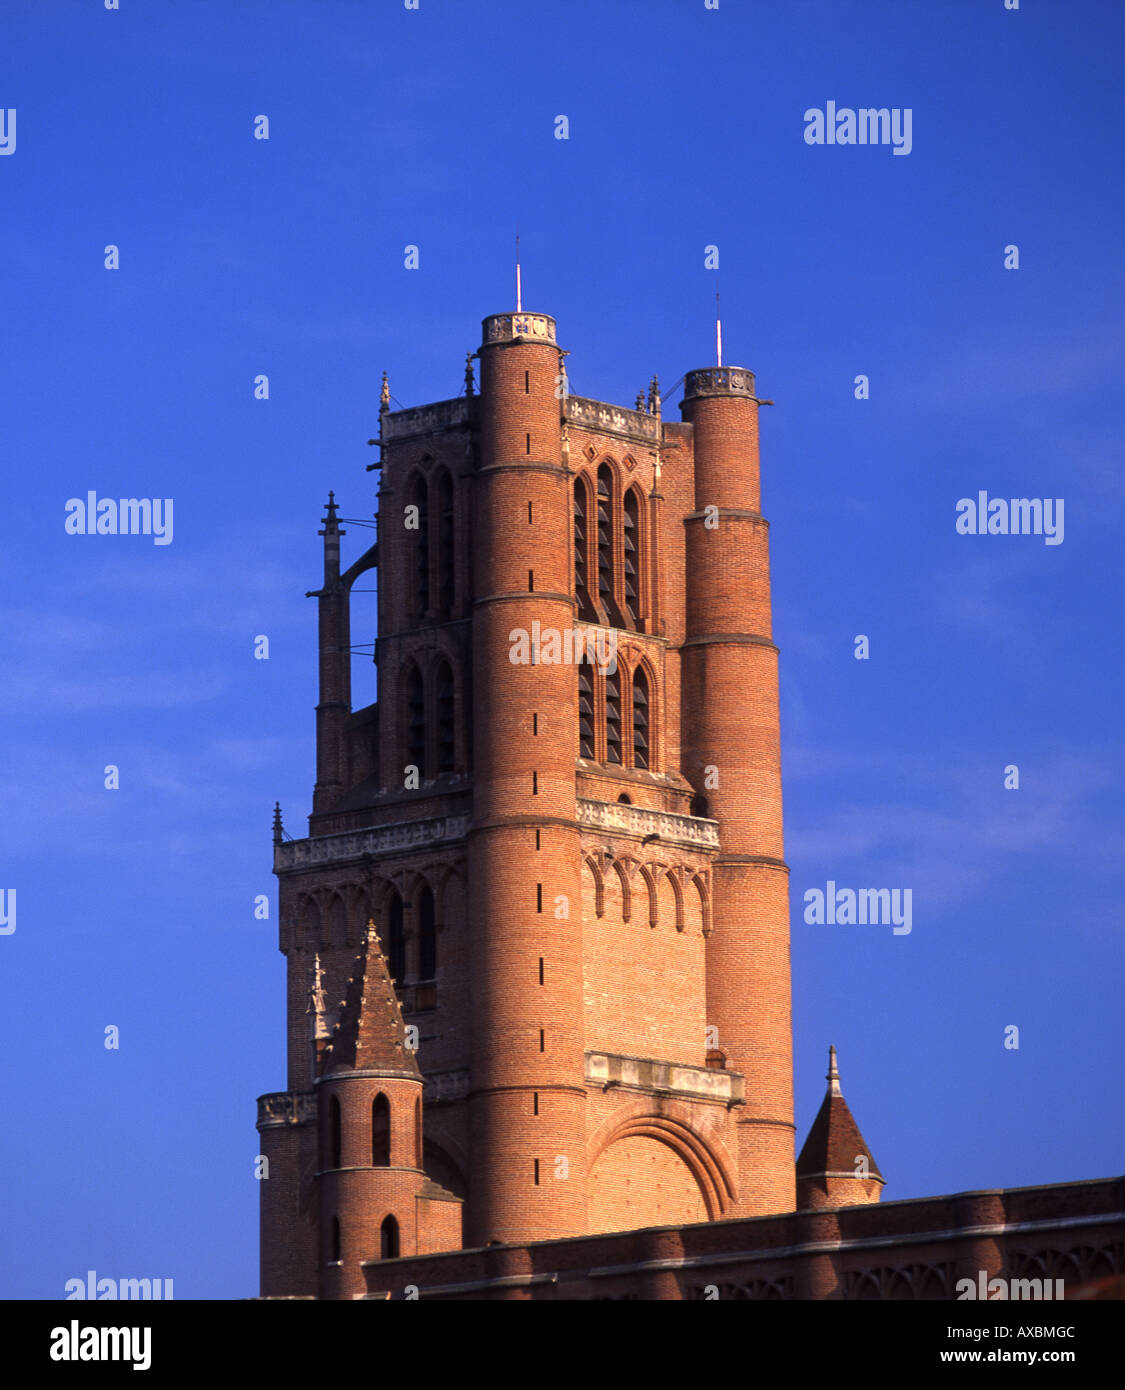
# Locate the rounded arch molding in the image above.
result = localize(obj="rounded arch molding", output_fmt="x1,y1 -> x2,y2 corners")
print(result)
588,1111 -> 736,1222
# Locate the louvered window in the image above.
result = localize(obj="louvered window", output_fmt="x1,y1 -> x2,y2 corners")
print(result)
578,660 -> 595,760
632,666 -> 650,770
596,465 -> 614,609
623,488 -> 640,624
605,666 -> 622,765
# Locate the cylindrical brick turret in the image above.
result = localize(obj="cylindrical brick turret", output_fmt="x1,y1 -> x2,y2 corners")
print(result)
317,1072 -> 424,1300
680,365 -> 795,1216
467,311 -> 587,1244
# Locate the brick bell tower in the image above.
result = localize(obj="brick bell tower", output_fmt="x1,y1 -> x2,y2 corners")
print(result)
256,305 -> 796,1299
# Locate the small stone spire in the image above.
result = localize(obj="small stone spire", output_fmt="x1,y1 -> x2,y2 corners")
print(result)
464,353 -> 475,397
648,375 -> 661,418
380,371 -> 390,413
272,801 -> 284,845
635,391 -> 646,412
827,1044 -> 841,1096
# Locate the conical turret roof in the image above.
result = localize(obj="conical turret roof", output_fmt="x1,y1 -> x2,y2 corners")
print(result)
796,1046 -> 883,1181
319,921 -> 421,1078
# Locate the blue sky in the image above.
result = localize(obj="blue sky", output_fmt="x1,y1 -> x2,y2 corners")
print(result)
1,1 -> 1121,1299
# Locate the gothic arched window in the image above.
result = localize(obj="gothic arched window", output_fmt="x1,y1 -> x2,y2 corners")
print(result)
435,662 -> 455,775
578,658 -> 595,760
417,884 -> 436,981
414,1096 -> 422,1167
623,487 -> 642,625
574,476 -> 596,622
632,665 -> 650,770
386,891 -> 406,984
371,1093 -> 391,1167
435,470 -> 454,618
405,665 -> 425,777
328,1095 -> 342,1169
408,474 -> 429,621
605,665 -> 622,765
380,1215 -> 400,1260
596,464 -> 615,616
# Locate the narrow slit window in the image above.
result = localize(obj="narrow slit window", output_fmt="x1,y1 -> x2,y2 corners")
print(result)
406,666 -> 425,776
436,662 -> 454,775
632,666 -> 650,771
371,1093 -> 391,1166
577,658 -> 595,760
436,472 -> 454,618
410,475 -> 430,621
574,478 -> 595,623
623,487 -> 640,625
605,666 -> 622,765
417,884 -> 436,981
596,464 -> 614,613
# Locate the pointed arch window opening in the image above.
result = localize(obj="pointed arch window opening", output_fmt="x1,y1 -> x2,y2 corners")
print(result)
596,466 -> 614,616
371,1093 -> 391,1167
386,892 -> 406,985
632,665 -> 650,771
623,487 -> 642,627
574,478 -> 596,624
328,1095 -> 342,1170
410,477 -> 430,621
605,666 -> 622,766
435,472 -> 454,619
436,664 -> 455,776
577,658 -> 595,761
380,1214 -> 400,1260
406,667 -> 425,777
417,884 -> 437,982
